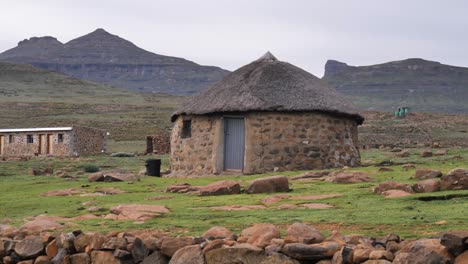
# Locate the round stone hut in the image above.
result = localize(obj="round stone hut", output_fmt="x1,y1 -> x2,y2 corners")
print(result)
170,52 -> 364,176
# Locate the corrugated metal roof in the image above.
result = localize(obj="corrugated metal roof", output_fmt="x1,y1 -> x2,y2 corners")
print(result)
0,127 -> 73,133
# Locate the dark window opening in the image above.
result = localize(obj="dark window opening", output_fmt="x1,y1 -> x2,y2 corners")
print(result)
181,120 -> 192,138
58,134 -> 64,143
8,135 -> 13,144
27,135 -> 33,144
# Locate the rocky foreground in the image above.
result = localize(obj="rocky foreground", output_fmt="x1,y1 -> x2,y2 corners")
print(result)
1,222 -> 467,264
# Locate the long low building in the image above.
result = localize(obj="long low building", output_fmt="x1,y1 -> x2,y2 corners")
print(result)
0,126 -> 108,157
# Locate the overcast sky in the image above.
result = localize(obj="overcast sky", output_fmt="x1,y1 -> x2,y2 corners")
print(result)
1,0 -> 467,76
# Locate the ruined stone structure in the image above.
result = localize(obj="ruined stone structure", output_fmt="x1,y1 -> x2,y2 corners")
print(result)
0,126 -> 107,157
145,133 -> 170,154
170,52 -> 364,176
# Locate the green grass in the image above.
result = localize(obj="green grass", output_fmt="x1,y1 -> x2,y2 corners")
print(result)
0,148 -> 466,239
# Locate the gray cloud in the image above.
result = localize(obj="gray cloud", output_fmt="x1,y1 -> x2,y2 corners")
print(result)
1,0 -> 467,76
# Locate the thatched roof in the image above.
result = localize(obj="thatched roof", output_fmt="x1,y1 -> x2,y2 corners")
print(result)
172,52 -> 364,124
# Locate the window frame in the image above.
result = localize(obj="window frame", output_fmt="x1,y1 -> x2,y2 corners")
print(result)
27,134 -> 34,144
58,133 -> 64,143
181,120 -> 192,139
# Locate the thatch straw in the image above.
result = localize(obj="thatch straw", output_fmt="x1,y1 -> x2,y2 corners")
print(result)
172,52 -> 364,124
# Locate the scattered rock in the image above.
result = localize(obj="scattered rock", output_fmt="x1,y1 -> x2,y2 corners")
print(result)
245,176 -> 289,194
142,251 -> 169,264
203,226 -> 234,239
43,188 -> 82,197
94,187 -> 127,195
455,251 -> 468,264
90,250 -> 120,264
291,171 -> 330,180
108,204 -> 170,221
198,180 -> 241,196
440,233 -> 466,257
210,205 -> 266,211
378,167 -> 394,172
373,181 -> 414,194
286,223 -> 325,244
382,190 -> 413,198
300,203 -> 335,209
412,179 -> 440,193
88,169 -> 139,182
68,252 -> 91,264
415,169 -> 442,180
238,224 -> 280,248
434,149 -> 447,156
420,149 -> 433,158
145,195 -> 173,201
395,150 -> 410,158
132,238 -> 148,263
440,168 -> 468,190
166,183 -> 199,194
402,164 -> 416,170
277,204 -> 299,210
324,172 -> 374,184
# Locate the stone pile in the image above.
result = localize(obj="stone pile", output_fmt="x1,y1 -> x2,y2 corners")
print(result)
374,168 -> 468,197
1,223 -> 467,264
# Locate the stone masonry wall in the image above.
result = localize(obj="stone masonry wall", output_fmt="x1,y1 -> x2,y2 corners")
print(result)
73,126 -> 108,155
170,115 -> 219,176
244,112 -> 360,173
0,131 -> 73,157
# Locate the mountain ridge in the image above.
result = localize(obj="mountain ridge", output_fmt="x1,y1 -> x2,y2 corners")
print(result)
0,28 -> 229,95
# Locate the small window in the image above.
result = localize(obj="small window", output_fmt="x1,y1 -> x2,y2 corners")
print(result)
58,134 -> 64,143
8,135 -> 13,144
27,135 -> 33,144
181,120 -> 192,138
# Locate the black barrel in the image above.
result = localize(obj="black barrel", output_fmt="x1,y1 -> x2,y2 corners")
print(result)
145,159 -> 161,177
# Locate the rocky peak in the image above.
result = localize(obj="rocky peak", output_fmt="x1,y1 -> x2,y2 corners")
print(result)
64,28 -> 137,49
17,36 -> 63,47
324,60 -> 349,77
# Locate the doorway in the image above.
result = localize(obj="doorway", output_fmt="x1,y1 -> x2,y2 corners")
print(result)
0,135 -> 4,155
47,134 -> 54,154
39,134 -> 46,155
223,117 -> 245,170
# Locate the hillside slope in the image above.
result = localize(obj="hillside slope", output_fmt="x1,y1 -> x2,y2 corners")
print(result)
0,62 -> 182,141
323,58 -> 468,113
0,29 -> 229,95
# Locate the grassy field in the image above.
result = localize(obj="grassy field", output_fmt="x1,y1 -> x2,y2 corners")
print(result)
0,148 -> 466,239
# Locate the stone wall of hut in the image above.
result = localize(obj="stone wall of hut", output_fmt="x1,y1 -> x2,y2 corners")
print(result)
73,126 -> 108,155
0,131 -> 73,157
244,112 -> 360,174
170,112 -> 360,176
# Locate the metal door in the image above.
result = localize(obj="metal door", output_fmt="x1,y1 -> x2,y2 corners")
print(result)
224,117 -> 245,170
0,135 -> 4,155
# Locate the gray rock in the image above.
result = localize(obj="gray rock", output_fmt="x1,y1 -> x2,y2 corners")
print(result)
280,242 -> 342,261
245,176 -> 289,194
14,236 -> 44,259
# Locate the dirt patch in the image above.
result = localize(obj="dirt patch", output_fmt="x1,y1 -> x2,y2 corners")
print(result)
145,195 -> 173,201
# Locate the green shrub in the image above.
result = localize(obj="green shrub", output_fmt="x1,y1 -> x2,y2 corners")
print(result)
82,164 -> 100,173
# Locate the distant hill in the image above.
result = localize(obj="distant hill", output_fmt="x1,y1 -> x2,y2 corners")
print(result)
0,28 -> 229,95
0,61 -> 182,141
322,58 -> 468,113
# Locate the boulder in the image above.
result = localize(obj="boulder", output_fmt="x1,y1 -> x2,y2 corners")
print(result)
169,245 -> 204,264
203,226 -> 234,239
68,252 -> 90,264
373,181 -> 414,194
160,237 -> 194,257
34,256 -> 51,264
19,219 -> 63,234
440,233 -> 466,257
109,204 -> 170,221
245,176 -> 289,194
392,239 -> 453,264
90,251 -> 120,264
402,164 -> 416,170
435,149 -> 447,156
45,239 -> 58,258
412,179 -> 440,193
415,169 -> 442,180
14,236 -> 44,259
324,172 -> 374,184
202,239 -> 225,253
455,251 -> 468,264
281,242 -> 342,261
440,168 -> 468,190
361,260 -> 392,264
286,223 -> 325,244
74,233 -> 93,253
238,224 -> 280,248
131,238 -> 148,263
198,180 -> 240,196
165,183 -> 199,193
205,247 -> 299,264
420,150 -> 433,157
88,169 -> 139,182
369,249 -> 394,261
142,251 -> 169,264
